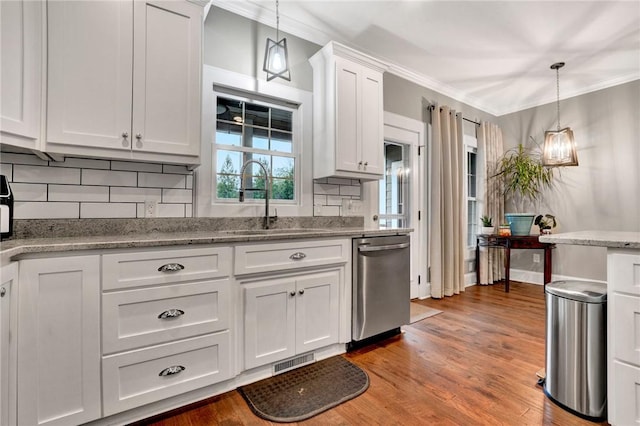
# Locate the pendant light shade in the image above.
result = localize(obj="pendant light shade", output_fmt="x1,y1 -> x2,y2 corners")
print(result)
542,62 -> 578,167
263,0 -> 291,81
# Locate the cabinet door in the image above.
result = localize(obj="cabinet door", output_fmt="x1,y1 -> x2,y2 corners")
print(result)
335,57 -> 361,173
0,0 -> 42,149
295,270 -> 340,354
132,0 -> 201,157
0,263 -> 17,426
47,0 -> 133,151
244,278 -> 296,370
359,66 -> 384,175
17,256 -> 101,426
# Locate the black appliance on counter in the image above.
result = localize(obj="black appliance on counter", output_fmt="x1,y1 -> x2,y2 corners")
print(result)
0,175 -> 14,240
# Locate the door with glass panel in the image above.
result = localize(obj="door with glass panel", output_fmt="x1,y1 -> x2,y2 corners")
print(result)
378,143 -> 410,229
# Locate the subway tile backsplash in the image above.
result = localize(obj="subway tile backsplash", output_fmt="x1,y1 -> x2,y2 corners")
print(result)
0,152 -> 362,219
1,152 -> 193,219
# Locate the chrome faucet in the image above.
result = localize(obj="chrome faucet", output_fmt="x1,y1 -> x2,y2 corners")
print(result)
239,160 -> 276,229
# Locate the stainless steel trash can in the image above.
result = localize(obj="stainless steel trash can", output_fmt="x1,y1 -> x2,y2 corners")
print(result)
544,280 -> 607,421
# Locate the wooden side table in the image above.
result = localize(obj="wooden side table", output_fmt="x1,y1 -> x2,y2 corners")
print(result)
475,235 -> 556,292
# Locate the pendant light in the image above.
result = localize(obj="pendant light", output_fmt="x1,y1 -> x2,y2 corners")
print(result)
263,0 -> 291,81
542,62 -> 578,167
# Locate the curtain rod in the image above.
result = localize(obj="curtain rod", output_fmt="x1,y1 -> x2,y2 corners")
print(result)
428,104 -> 481,126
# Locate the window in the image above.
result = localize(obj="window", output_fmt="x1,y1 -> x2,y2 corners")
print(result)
378,142 -> 410,228
215,96 -> 296,202
466,147 -> 478,247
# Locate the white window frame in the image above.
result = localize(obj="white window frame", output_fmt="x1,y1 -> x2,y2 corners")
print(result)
196,66 -> 313,217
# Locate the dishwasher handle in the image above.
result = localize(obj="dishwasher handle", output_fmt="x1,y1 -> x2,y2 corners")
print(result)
358,242 -> 409,252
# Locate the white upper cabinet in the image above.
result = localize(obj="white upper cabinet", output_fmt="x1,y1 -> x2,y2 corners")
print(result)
45,0 -> 202,165
0,0 -> 43,151
310,41 -> 385,180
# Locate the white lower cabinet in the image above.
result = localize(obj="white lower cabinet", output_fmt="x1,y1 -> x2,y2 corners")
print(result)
608,249 -> 640,425
100,245 -> 233,417
17,255 -> 101,426
0,263 -> 18,426
243,269 -> 341,370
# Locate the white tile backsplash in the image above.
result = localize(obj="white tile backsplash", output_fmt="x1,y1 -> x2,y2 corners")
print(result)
10,183 -> 48,201
162,188 -> 192,203
110,187 -> 162,203
138,172 -> 186,189
14,164 -> 81,185
312,178 -> 361,217
111,160 -> 163,173
81,202 -> 137,218
49,185 -> 109,202
15,201 -> 80,219
162,164 -> 191,174
82,169 -> 137,187
1,153 -> 193,219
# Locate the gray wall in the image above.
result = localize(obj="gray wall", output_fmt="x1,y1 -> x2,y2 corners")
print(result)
498,80 -> 640,281
204,7 -> 319,92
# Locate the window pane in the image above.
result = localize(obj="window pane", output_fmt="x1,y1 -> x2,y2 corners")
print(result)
216,122 -> 242,146
245,103 -> 269,128
217,97 -> 243,123
272,178 -> 294,200
271,108 -> 292,132
216,150 -> 242,173
216,174 -> 239,199
272,156 -> 294,178
241,154 -> 270,175
244,127 -> 269,150
468,174 -> 477,198
271,131 -> 293,153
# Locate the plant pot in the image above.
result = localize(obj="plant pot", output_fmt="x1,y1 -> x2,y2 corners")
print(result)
505,213 -> 535,236
480,226 -> 494,235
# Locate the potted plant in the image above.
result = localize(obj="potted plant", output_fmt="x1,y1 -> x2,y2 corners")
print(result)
480,215 -> 494,234
535,214 -> 556,234
493,141 -> 554,235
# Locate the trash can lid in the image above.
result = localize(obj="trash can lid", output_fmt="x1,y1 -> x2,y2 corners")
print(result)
545,280 -> 607,303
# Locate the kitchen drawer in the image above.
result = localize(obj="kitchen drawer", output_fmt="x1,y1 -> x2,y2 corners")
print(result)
611,292 -> 640,366
102,332 -> 231,416
234,239 -> 349,275
608,251 -> 640,295
102,279 -> 230,354
103,246 -> 232,290
609,360 -> 640,426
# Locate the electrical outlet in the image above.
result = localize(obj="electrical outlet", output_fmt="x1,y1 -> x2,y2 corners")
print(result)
144,200 -> 157,218
533,253 -> 541,263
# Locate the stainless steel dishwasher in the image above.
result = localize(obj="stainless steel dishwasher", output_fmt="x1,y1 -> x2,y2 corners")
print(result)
351,234 -> 410,346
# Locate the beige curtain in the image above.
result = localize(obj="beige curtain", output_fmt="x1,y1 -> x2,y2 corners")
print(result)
478,121 -> 505,284
429,105 -> 465,298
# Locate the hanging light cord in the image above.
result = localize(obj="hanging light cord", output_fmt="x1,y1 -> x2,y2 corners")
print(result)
275,0 -> 280,42
555,66 -> 561,131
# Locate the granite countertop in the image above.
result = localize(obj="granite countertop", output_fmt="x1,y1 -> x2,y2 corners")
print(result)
539,230 -> 640,249
0,218 -> 412,264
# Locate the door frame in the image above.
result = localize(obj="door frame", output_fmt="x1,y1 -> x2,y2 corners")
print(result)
362,111 -> 428,299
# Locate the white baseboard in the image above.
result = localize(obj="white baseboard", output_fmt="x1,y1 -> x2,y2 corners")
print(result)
509,269 -> 607,285
464,272 -> 476,288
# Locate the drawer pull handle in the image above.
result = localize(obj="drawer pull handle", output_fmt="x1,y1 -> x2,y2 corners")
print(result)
0,288 -> 5,297
290,291 -> 296,297
158,263 -> 185,273
299,289 -> 305,295
158,309 -> 185,319
158,365 -> 185,377
289,252 -> 306,261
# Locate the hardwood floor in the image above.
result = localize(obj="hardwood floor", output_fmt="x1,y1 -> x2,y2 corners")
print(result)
137,282 -> 609,426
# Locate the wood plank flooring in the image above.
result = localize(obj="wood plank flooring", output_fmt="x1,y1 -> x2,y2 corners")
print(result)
136,282 -> 609,425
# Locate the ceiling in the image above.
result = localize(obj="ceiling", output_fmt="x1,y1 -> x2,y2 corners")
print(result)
211,0 -> 640,116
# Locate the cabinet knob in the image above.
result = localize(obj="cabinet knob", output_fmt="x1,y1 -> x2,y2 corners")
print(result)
135,133 -> 142,140
299,289 -> 305,295
364,161 -> 368,166
290,291 -> 296,297
0,287 -> 5,297
122,131 -> 129,138
358,161 -> 363,169
158,365 -> 185,377
158,263 -> 185,273
158,309 -> 185,319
